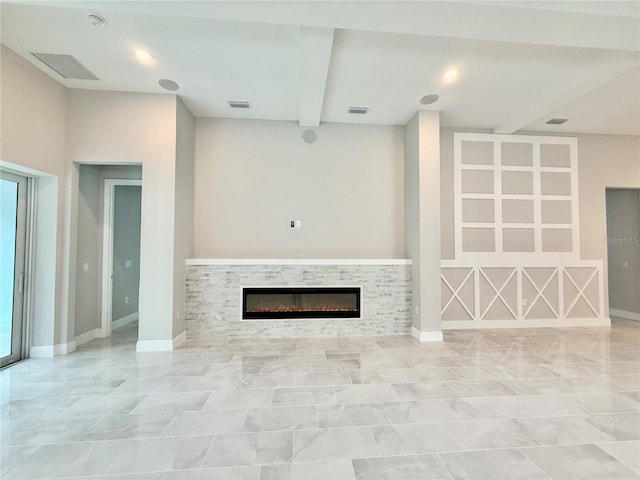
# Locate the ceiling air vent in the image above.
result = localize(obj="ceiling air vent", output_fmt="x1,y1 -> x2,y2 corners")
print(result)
228,101 -> 250,109
31,53 -> 99,80
348,106 -> 369,114
546,118 -> 569,125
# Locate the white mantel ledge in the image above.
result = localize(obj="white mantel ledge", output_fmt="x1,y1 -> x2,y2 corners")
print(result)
186,258 -> 412,266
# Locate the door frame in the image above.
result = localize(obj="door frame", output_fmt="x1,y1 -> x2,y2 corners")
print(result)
100,179 -> 142,338
0,170 -> 31,367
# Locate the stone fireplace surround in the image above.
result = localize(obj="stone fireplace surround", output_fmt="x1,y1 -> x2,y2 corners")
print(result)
184,259 -> 412,339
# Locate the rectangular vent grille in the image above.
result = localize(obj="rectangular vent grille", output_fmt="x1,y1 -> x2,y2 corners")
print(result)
546,118 -> 569,125
348,106 -> 369,114
228,101 -> 250,109
31,53 -> 99,80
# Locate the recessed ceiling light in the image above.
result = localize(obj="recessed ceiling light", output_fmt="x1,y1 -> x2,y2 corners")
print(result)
420,94 -> 439,105
348,106 -> 368,114
228,101 -> 250,109
546,118 -> 569,125
135,49 -> 153,62
444,69 -> 459,80
158,79 -> 179,91
88,13 -> 106,28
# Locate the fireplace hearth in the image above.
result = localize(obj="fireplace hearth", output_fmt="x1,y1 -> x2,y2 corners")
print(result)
242,287 -> 361,320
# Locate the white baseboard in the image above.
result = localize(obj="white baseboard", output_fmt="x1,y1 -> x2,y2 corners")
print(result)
136,331 -> 186,352
30,345 -> 55,357
411,326 -> 444,342
610,308 -> 640,322
173,331 -> 186,349
30,340 -> 77,358
442,317 -> 611,329
75,328 -> 100,347
112,312 -> 139,330
55,340 -> 76,355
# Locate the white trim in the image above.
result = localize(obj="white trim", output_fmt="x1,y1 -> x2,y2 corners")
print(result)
30,340 -> 77,358
54,340 -> 76,355
443,317 -> 611,329
186,258 -> 412,266
173,331 -> 187,349
441,259 -> 602,268
609,308 -> 640,322
22,177 -> 37,361
75,328 -> 100,346
136,340 -> 173,352
112,312 -> 139,330
29,345 -> 55,357
411,327 -> 444,342
453,133 -> 580,258
101,179 -> 142,338
136,331 -> 186,352
441,262 -> 606,327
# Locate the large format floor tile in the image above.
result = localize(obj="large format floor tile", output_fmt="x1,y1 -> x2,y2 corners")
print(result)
1,319 -> 639,479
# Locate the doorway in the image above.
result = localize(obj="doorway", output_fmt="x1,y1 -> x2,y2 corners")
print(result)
74,165 -> 142,347
101,180 -> 142,337
605,188 -> 640,321
0,171 -> 28,367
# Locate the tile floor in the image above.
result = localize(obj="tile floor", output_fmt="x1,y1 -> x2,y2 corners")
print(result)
1,318 -> 639,479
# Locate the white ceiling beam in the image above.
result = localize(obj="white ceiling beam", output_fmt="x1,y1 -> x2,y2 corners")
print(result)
493,56 -> 640,134
297,26 -> 334,127
28,1 -> 640,52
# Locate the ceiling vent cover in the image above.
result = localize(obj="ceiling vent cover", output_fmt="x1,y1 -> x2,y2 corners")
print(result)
31,53 -> 99,80
546,118 -> 569,125
228,101 -> 250,109
348,106 -> 368,114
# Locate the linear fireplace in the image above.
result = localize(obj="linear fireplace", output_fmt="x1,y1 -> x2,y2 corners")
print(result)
242,287 -> 361,320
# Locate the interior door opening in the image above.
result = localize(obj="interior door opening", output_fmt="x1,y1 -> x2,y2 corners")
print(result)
605,188 -> 640,323
75,165 -> 142,348
104,182 -> 142,337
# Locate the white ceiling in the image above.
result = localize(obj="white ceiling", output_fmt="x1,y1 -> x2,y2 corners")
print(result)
2,0 -> 639,135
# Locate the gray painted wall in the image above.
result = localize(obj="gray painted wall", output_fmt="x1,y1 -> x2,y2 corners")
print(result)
66,90 -> 179,345
1,45 -> 67,349
74,165 -> 142,337
172,98 -> 195,337
112,185 -> 142,322
193,118 -> 405,259
75,165 -> 101,336
606,188 -> 640,316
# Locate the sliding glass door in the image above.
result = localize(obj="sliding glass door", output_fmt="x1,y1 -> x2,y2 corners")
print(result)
1,171 -> 27,368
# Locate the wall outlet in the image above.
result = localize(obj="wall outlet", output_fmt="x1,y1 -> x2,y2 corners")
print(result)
523,298 -> 528,307
414,305 -> 419,314
125,260 -> 133,268
295,220 -> 302,228
177,310 -> 181,320
124,296 -> 129,304
83,263 -> 89,272
623,260 -> 629,269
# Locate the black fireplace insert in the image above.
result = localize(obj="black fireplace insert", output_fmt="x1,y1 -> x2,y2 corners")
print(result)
242,287 -> 361,319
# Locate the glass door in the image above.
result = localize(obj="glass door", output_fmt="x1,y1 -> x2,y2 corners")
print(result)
1,171 -> 28,368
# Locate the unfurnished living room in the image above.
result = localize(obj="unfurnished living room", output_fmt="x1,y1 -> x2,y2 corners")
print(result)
0,1 -> 639,479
